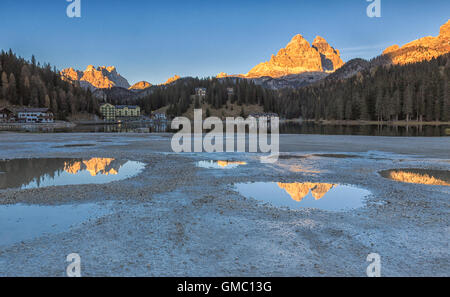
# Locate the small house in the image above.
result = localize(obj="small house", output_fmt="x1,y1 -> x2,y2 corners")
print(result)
195,87 -> 207,97
0,107 -> 16,123
152,112 -> 167,121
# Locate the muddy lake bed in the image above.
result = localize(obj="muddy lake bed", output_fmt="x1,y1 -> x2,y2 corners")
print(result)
0,133 -> 448,276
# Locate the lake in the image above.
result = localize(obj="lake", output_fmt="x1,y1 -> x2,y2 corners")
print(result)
2,121 -> 449,137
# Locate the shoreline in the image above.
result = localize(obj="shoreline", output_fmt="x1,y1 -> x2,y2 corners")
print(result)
0,121 -> 76,131
282,119 -> 450,126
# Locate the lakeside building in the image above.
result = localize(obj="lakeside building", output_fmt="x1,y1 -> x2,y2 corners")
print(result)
99,104 -> 141,121
0,107 -> 16,123
195,87 -> 207,97
151,112 -> 167,121
99,103 -> 116,121
15,108 -> 54,123
116,105 -> 141,118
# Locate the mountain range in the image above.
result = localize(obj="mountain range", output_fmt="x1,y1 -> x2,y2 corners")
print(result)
382,19 -> 450,65
60,19 -> 450,94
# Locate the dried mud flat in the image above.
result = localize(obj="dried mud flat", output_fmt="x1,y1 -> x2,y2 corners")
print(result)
0,132 -> 449,276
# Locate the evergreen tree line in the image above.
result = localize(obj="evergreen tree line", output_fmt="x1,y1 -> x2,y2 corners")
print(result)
0,50 -> 99,119
274,54 -> 450,121
137,77 -> 278,117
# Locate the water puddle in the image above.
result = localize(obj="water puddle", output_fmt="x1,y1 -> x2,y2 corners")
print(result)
278,154 -> 308,160
197,160 -> 247,169
380,168 -> 450,186
0,203 -> 111,246
52,144 -> 96,148
235,182 -> 370,211
0,158 -> 146,190
312,154 -> 361,159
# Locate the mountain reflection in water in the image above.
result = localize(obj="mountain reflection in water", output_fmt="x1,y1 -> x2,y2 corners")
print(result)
64,158 -> 119,176
277,182 -> 336,201
380,169 -> 450,186
235,182 -> 369,211
197,160 -> 247,169
0,158 -> 145,189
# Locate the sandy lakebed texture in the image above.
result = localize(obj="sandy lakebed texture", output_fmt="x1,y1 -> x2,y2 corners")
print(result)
0,132 -> 448,276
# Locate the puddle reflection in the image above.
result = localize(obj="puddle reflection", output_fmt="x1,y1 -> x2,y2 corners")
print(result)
0,203 -> 111,246
0,158 -> 145,190
235,182 -> 370,211
197,160 -> 247,169
380,169 -> 450,186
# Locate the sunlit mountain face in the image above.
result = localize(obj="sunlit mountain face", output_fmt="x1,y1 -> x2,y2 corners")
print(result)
380,169 -> 450,186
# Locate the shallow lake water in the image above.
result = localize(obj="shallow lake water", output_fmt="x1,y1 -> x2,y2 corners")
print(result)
6,121 -> 449,136
0,203 -> 111,246
235,182 -> 371,211
0,158 -> 145,190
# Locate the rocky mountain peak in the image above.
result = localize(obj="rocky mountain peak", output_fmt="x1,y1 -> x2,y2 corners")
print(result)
287,34 -> 310,46
216,72 -> 229,78
61,65 -> 130,90
440,19 -> 450,39
245,34 -> 343,78
85,65 -> 96,71
312,36 -> 344,71
162,75 -> 181,85
129,81 -> 152,90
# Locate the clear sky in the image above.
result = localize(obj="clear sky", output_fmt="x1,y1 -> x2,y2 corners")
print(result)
0,0 -> 449,84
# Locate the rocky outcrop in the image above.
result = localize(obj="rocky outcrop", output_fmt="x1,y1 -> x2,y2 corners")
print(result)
60,67 -> 83,82
244,34 -> 343,78
216,72 -> 230,78
312,36 -> 344,71
60,65 -> 130,90
250,72 -> 329,89
325,58 -> 371,81
129,81 -> 152,90
382,19 -> 450,65
162,75 -> 181,85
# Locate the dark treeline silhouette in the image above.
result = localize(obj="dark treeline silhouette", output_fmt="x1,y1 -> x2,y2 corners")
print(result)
0,50 -> 99,119
274,54 -> 450,121
137,77 -> 278,117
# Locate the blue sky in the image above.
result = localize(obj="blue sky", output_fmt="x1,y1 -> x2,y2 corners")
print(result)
0,0 -> 448,84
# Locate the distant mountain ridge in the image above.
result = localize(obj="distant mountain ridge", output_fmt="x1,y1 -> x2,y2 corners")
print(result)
382,19 -> 450,65
60,65 -> 131,90
60,19 -> 450,95
129,81 -> 152,91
